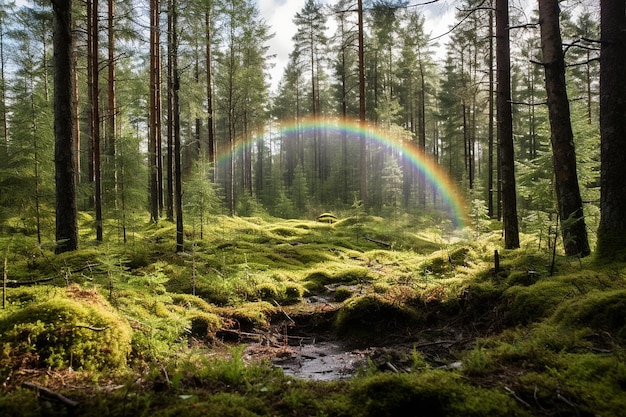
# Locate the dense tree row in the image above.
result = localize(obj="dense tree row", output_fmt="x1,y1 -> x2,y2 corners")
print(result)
1,0 -> 624,260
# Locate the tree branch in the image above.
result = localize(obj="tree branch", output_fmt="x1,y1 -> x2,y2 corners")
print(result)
22,382 -> 79,409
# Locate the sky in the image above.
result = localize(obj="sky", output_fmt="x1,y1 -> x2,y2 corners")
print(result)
257,0 -> 595,93
258,0 -> 459,93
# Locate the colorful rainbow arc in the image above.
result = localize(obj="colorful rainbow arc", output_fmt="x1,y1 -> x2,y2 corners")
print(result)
216,117 -> 469,229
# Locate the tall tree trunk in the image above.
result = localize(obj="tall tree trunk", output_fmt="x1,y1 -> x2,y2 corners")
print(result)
538,0 -> 590,258
172,0 -> 183,252
30,69 -> 41,244
86,0 -> 94,204
597,0 -> 626,258
496,0 -> 520,248
166,0 -> 174,221
107,0 -> 116,208
72,20 -> 81,185
205,8 -> 215,175
149,0 -> 160,223
156,40 -> 163,215
358,0 -> 367,208
255,132 -> 264,203
488,3 -> 495,217
194,48 -> 202,162
418,62 -> 426,208
52,0 -> 78,253
0,19 -> 6,155
90,0 -> 103,241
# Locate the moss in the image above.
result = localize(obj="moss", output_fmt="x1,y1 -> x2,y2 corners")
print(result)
305,265 -> 369,291
189,312 -> 222,340
350,372 -> 526,417
0,290 -> 132,371
503,280 -> 572,325
506,270 -> 540,286
170,293 -> 215,312
333,286 -> 353,302
282,282 -> 305,304
219,301 -> 275,329
550,289 -> 626,342
334,294 -> 421,336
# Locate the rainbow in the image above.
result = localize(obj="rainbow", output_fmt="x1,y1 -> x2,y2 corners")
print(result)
217,117 -> 469,229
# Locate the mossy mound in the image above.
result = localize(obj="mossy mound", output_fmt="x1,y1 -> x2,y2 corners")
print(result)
0,287 -> 132,372
351,371 -> 525,417
305,265 -> 369,291
550,289 -> 626,342
334,294 -> 421,336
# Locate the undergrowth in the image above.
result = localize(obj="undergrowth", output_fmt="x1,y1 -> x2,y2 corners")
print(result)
1,213 -> 625,416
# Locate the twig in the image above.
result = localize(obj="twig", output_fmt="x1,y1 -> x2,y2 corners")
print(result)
414,339 -> 460,348
273,299 -> 295,324
386,362 -> 400,373
22,382 -> 79,408
6,263 -> 101,287
557,389 -> 580,416
74,324 -> 109,332
364,235 -> 392,248
504,386 -> 532,409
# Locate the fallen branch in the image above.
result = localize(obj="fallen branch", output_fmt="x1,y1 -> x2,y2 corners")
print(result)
74,324 -> 109,332
505,386 -> 532,409
6,263 -> 101,287
557,389 -> 580,416
6,276 -> 55,287
22,382 -> 79,408
364,236 -> 392,248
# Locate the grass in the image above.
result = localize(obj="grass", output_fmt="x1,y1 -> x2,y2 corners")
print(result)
1,213 -> 626,416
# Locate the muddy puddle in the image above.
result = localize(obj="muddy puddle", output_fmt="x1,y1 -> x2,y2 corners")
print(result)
270,341 -> 368,381
237,287 -> 470,381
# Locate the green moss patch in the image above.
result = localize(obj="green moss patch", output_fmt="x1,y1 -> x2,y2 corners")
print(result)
0,286 -> 131,371
550,289 -> 626,342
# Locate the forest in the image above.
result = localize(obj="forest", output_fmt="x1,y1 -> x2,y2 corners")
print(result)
1,0 -> 626,415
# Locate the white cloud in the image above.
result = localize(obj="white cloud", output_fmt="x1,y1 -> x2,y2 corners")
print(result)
259,0 -> 308,92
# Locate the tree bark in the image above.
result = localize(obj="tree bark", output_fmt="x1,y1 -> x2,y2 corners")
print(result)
149,0 -> 160,223
106,0 -> 117,209
172,0 -> 183,252
91,0 -> 103,241
538,0 -> 590,257
52,0 -> 78,253
488,1 -> 495,218
597,0 -> 626,259
496,0 -> 519,249
205,8 -> 215,173
358,0 -> 367,208
166,0 -> 174,221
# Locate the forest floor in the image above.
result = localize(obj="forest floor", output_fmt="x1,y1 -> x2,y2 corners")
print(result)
1,213 -> 626,416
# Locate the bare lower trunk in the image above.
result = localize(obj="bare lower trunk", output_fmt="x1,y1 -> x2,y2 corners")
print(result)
539,0 -> 590,257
